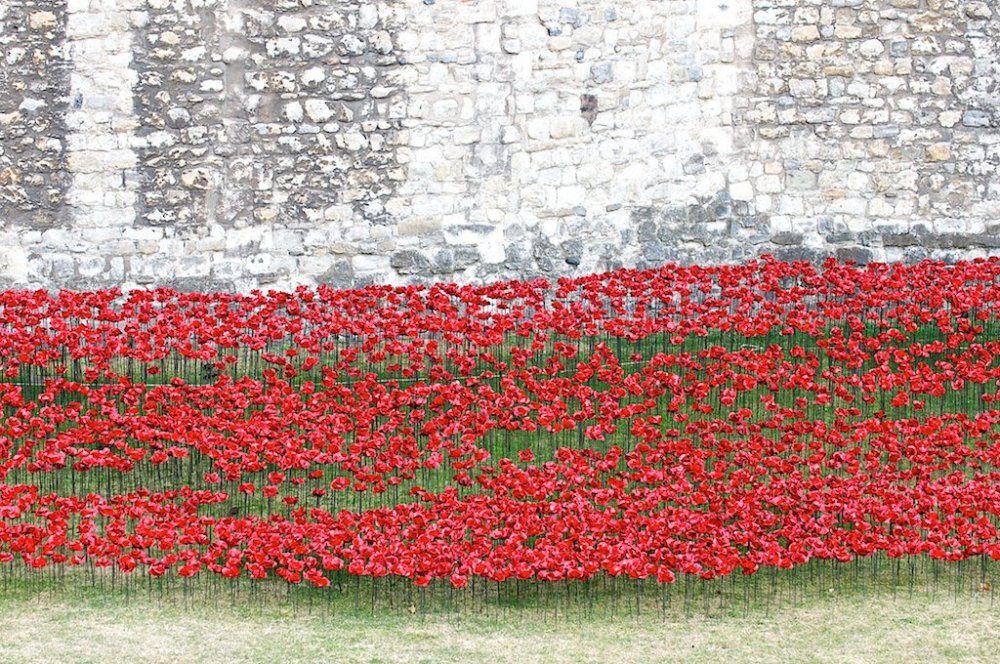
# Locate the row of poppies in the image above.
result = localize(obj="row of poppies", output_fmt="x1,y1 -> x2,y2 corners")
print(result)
0,257 -> 997,585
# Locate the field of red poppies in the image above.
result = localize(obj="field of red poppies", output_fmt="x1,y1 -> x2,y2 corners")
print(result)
1,256 -> 1000,611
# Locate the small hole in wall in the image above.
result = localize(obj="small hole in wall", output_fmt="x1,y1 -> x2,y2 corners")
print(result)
580,93 -> 598,125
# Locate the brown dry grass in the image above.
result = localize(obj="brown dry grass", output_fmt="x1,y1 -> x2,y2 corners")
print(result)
0,589 -> 997,663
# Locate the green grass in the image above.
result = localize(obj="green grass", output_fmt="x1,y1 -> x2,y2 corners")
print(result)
6,597 -> 1000,663
1,559 -> 999,663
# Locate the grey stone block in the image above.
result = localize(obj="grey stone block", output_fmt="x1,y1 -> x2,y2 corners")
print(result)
590,63 -> 614,84
771,232 -> 803,246
390,250 -> 432,274
318,259 -> 354,290
835,247 -> 873,264
881,233 -> 921,247
963,110 -> 992,128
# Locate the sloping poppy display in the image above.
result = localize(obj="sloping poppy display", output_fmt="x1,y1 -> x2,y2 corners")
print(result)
0,257 -> 998,587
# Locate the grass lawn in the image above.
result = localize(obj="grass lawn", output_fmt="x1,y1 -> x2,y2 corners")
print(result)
1,591 -> 997,663
1,568 -> 998,664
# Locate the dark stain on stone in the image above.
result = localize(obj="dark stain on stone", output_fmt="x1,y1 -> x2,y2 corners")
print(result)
580,93 -> 599,125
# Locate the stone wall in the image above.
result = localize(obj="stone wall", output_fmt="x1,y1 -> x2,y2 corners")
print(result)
129,0 -> 406,289
0,0 -> 997,290
747,0 -> 1000,265
0,1 -> 70,281
394,0 -> 756,280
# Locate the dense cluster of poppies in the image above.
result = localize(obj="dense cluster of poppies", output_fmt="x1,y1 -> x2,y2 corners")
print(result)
0,256 -> 999,588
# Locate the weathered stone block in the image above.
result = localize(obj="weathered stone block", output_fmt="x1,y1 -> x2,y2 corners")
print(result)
390,250 -> 431,275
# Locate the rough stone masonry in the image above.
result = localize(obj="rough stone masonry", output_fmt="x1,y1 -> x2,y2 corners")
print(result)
0,0 -> 998,291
